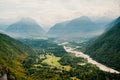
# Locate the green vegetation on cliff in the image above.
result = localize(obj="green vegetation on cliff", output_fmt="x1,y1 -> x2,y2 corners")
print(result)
85,22 -> 120,71
0,33 -> 36,80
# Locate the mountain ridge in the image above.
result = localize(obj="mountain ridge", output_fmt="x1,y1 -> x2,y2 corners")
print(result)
47,16 -> 109,39
5,17 -> 45,38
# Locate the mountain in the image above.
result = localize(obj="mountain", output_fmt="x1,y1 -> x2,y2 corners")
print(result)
0,33 -> 36,79
0,19 -> 14,31
105,17 -> 120,31
94,17 -> 112,30
0,24 -> 9,31
0,19 -> 18,33
0,22 -> 9,34
47,21 -> 69,37
5,18 -> 45,38
85,19 -> 120,71
47,16 -> 109,39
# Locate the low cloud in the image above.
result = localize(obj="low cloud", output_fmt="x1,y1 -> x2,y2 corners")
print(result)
0,0 -> 119,28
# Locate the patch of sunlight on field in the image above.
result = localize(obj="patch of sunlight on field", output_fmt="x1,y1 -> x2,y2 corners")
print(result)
63,66 -> 71,71
42,54 -> 61,66
71,77 -> 80,80
33,64 -> 43,67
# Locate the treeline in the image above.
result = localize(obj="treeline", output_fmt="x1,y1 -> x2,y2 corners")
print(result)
20,39 -> 67,57
25,53 -> 120,80
0,33 -> 35,80
59,53 -> 87,67
20,38 -> 120,80
59,53 -> 120,80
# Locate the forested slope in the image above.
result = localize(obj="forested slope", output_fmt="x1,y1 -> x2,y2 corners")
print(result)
85,22 -> 120,71
0,33 -> 36,80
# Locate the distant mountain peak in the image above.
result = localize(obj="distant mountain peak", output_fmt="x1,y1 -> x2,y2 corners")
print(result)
19,17 -> 37,24
72,16 -> 91,22
79,16 -> 90,20
5,17 -> 45,38
47,16 -> 104,39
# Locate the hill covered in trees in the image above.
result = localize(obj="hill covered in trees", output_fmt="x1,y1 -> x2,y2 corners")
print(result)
0,33 -> 120,80
0,33 -> 36,80
85,21 -> 120,71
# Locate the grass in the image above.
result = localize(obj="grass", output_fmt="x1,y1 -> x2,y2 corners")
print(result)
71,77 -> 80,80
63,66 -> 71,71
42,54 -> 61,66
36,54 -> 71,71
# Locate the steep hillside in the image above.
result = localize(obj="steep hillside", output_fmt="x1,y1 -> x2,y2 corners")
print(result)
6,18 -> 45,38
0,33 -> 36,80
85,22 -> 120,71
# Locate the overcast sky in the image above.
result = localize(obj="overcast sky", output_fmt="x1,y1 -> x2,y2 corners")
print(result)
0,0 -> 120,29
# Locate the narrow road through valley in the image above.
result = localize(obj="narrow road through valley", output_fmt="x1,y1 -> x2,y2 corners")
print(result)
64,46 -> 120,74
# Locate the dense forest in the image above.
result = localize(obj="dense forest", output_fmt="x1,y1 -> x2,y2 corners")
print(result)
0,33 -> 120,80
85,22 -> 120,71
20,39 -> 67,57
23,52 -> 120,80
0,33 -> 36,80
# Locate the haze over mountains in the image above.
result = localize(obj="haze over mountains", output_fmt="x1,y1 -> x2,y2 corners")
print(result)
5,18 -> 45,38
0,21 -> 10,34
0,24 -> 8,31
105,17 -> 120,31
0,16 -> 116,39
0,16 -> 120,79
47,16 -> 111,39
0,0 -> 120,79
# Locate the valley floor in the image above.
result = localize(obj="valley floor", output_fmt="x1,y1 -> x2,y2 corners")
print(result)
64,46 -> 120,74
